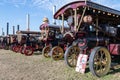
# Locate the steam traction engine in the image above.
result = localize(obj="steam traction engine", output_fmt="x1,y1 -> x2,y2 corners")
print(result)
40,22 -> 70,60
16,31 -> 42,56
54,0 -> 120,77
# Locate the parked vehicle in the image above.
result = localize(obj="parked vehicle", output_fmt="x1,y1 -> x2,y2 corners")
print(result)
0,36 -> 10,50
54,0 -> 120,77
16,31 -> 42,56
40,22 -> 70,60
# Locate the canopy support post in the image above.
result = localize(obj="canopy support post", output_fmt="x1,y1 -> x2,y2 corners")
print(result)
96,15 -> 99,36
74,8 -> 77,32
62,14 -> 64,33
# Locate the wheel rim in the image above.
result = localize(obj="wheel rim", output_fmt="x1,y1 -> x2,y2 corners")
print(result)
15,46 -> 20,53
12,46 -> 16,52
42,46 -> 51,58
5,45 -> 9,50
65,46 -> 80,67
51,46 -> 64,60
89,47 -> 111,77
20,46 -> 24,54
24,46 -> 33,56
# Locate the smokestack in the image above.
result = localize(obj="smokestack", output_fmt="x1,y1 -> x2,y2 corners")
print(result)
7,22 -> 9,35
17,25 -> 20,31
53,5 -> 56,24
26,14 -> 30,31
13,26 -> 15,35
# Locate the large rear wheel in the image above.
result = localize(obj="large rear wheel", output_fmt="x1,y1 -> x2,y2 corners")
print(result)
89,47 -> 111,77
24,46 -> 34,56
51,46 -> 64,60
64,46 -> 80,67
14,45 -> 21,53
42,46 -> 51,58
20,46 -> 25,54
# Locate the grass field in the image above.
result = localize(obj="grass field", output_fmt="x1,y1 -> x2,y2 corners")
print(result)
0,49 -> 120,80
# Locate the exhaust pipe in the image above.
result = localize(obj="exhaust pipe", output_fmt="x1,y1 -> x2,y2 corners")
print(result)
53,5 -> 56,24
26,14 -> 30,31
13,26 -> 15,35
7,22 -> 9,35
17,25 -> 20,31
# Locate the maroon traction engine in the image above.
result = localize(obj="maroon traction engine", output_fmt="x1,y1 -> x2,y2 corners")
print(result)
54,0 -> 120,77
16,31 -> 42,56
40,23 -> 72,60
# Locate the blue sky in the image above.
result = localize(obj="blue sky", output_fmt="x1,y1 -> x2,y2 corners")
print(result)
0,0 -> 120,35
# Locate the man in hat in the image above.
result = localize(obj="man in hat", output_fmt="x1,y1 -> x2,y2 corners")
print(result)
39,17 -> 49,41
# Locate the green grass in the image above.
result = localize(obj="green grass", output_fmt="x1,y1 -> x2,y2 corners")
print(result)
7,50 -> 120,80
63,70 -> 109,80
63,67 -> 120,80
40,56 -> 120,80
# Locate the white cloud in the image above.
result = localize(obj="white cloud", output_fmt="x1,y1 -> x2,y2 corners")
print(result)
32,0 -> 78,11
0,0 -> 27,7
4,0 -> 26,4
94,0 -> 120,10
31,0 -> 120,11
111,4 -> 120,9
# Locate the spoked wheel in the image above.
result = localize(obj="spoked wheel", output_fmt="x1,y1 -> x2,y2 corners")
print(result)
89,47 -> 111,77
51,46 -> 64,61
20,46 -> 24,54
4,45 -> 9,50
64,45 -> 80,67
42,46 -> 51,58
14,45 -> 21,53
24,46 -> 34,56
12,46 -> 16,52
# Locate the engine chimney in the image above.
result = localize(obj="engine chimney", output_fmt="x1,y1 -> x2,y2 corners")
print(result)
53,5 -> 56,24
26,14 -> 30,31
17,25 -> 20,31
7,22 -> 9,35
13,26 -> 15,35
